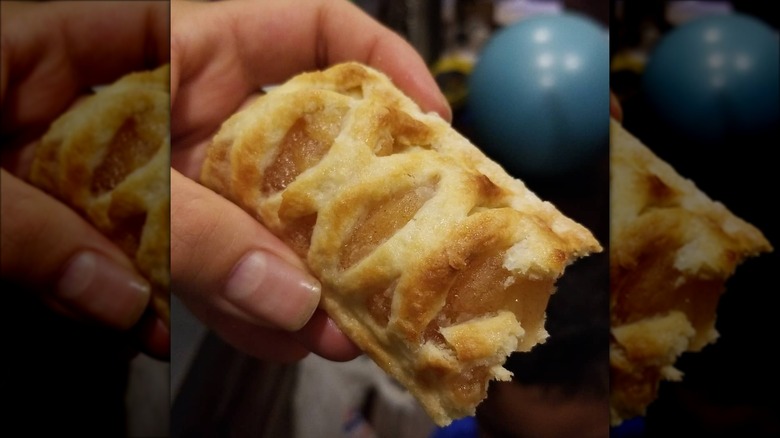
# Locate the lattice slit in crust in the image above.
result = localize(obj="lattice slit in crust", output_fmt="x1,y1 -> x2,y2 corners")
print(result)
339,180 -> 438,270
106,201 -> 147,258
611,237 -> 722,350
340,84 -> 364,100
372,107 -> 433,156
281,213 -> 318,258
466,174 -> 510,216
325,64 -> 369,99
91,114 -> 159,195
425,247 -> 552,350
366,279 -> 398,327
637,174 -> 682,215
424,249 -> 510,341
261,106 -> 347,195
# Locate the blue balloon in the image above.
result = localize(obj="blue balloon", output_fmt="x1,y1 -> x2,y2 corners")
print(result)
467,13 -> 609,177
642,14 -> 780,145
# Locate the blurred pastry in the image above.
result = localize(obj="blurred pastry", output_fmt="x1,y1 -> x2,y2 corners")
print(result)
29,64 -> 171,326
609,119 -> 772,425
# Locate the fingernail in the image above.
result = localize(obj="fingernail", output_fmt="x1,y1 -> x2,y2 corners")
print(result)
57,251 -> 150,330
225,250 -> 321,331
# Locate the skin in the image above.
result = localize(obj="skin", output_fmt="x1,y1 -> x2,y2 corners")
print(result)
170,0 -> 451,363
1,0 -> 170,359
610,91 -> 623,123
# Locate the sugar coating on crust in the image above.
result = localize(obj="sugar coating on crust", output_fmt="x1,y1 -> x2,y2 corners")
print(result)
201,62 -> 601,426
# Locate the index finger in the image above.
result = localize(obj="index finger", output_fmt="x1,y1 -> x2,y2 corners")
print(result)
0,0 -> 170,135
171,0 -> 450,145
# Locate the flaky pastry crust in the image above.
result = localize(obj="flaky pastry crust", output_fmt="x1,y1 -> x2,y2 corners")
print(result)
201,62 -> 601,426
29,64 -> 171,326
609,119 -> 772,425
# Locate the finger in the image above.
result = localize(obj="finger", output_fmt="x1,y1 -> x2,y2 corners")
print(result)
178,288 -> 311,363
1,169 -> 150,330
170,169 -> 321,333
0,0 -> 169,134
291,309 -> 363,362
171,0 -> 450,147
314,0 -> 452,120
610,91 -> 623,123
0,94 -> 93,178
194,302 -> 312,363
169,92 -> 265,181
129,309 -> 171,361
214,324 -> 311,364
181,297 -> 359,363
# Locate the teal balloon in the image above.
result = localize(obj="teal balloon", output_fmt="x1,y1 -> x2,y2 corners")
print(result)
642,14 -> 780,145
467,13 -> 609,177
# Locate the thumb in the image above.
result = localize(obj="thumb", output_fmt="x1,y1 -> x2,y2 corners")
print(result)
170,169 -> 320,332
1,169 -> 150,330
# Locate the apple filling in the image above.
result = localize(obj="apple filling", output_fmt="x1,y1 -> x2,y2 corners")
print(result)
612,237 -> 723,350
262,107 -> 346,195
91,114 -> 160,195
340,182 -> 437,270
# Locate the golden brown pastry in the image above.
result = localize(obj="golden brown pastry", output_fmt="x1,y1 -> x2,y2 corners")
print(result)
29,64 -> 171,326
609,119 -> 772,425
201,62 -> 601,426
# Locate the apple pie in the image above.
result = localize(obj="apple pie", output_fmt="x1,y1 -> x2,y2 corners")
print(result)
29,64 -> 171,327
609,119 -> 772,425
200,62 -> 601,426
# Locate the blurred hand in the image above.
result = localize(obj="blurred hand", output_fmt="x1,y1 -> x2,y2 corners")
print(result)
0,1 -> 170,359
170,0 -> 451,362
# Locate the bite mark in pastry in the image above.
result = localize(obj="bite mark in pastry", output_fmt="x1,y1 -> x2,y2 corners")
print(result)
201,62 -> 601,426
609,119 -> 772,425
29,64 -> 171,326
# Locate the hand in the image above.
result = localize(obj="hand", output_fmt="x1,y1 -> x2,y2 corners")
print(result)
170,0 -> 451,362
0,1 -> 170,359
